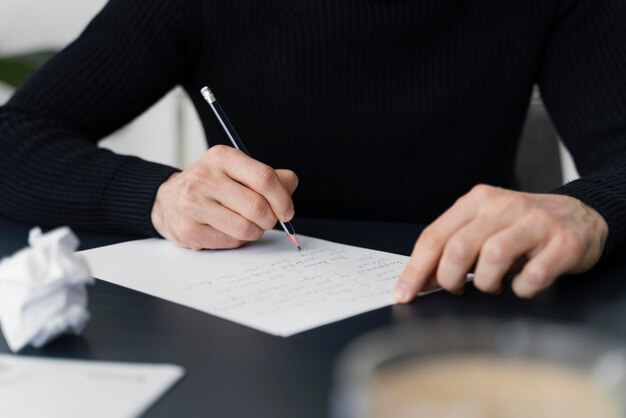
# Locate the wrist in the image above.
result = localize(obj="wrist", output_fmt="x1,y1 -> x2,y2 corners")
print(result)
587,203 -> 609,253
151,172 -> 180,237
565,194 -> 609,267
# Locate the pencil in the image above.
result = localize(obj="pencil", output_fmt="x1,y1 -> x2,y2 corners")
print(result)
200,86 -> 302,251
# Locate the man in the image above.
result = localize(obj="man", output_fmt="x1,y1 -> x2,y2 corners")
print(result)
0,0 -> 624,302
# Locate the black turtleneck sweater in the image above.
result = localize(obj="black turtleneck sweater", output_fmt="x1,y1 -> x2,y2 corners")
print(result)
1,0 -> 626,257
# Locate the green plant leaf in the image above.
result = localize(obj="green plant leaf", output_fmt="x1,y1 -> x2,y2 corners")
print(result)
0,50 -> 57,89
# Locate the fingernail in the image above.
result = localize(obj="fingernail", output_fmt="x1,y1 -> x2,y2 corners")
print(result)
285,207 -> 295,221
392,282 -> 409,303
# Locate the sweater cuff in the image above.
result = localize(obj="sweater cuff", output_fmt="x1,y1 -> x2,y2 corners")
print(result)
99,156 -> 180,237
552,178 -> 626,261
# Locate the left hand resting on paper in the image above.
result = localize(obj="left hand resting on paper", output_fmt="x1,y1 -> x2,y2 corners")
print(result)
393,185 -> 608,300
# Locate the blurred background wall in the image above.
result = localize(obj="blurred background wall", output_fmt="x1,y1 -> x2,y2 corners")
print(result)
0,0 -> 207,169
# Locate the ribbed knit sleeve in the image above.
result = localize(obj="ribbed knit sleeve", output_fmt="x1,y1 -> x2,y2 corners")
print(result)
541,0 -> 626,258
0,0 -> 189,236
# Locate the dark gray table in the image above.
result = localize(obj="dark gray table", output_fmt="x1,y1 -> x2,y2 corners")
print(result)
1,216 -> 625,418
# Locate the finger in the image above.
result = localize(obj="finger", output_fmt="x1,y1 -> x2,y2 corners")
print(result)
511,232 -> 579,298
174,221 -> 245,250
417,276 -> 440,294
209,177 -> 278,231
473,216 -> 549,294
217,149 -> 295,222
394,187 -> 486,303
436,207 -> 520,294
275,169 -> 299,195
188,199 -> 264,242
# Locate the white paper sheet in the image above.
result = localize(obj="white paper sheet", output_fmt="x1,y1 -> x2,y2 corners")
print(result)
0,354 -> 184,418
80,231 -> 418,336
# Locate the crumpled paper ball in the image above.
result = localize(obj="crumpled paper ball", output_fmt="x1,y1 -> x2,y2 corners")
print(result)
0,227 -> 93,352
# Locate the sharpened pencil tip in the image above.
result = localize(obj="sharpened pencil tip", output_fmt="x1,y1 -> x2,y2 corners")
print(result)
287,233 -> 301,251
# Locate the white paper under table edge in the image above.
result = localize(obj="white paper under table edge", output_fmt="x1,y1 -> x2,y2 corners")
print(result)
132,363 -> 185,417
0,354 -> 185,418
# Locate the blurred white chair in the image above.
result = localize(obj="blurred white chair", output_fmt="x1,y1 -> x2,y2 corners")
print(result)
516,88 -> 579,192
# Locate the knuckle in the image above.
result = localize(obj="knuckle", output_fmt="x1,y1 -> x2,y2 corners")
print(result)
560,228 -> 583,248
247,194 -> 270,218
203,177 -> 221,196
453,193 -> 470,208
529,208 -> 553,225
469,184 -> 495,201
256,165 -> 277,190
558,229 -> 586,262
419,227 -> 443,252
177,224 -> 202,248
233,219 -> 262,241
179,194 -> 197,212
446,237 -> 471,263
500,193 -> 527,211
207,144 -> 230,160
185,168 -> 205,188
260,214 -> 278,231
176,224 -> 194,242
482,240 -> 507,264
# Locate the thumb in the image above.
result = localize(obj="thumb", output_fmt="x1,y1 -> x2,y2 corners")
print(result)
275,169 -> 299,195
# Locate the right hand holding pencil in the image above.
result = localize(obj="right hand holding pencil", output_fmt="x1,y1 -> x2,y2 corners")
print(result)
151,145 -> 298,250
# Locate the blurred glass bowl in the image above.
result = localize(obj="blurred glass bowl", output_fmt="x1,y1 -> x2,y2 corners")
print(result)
331,319 -> 626,418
